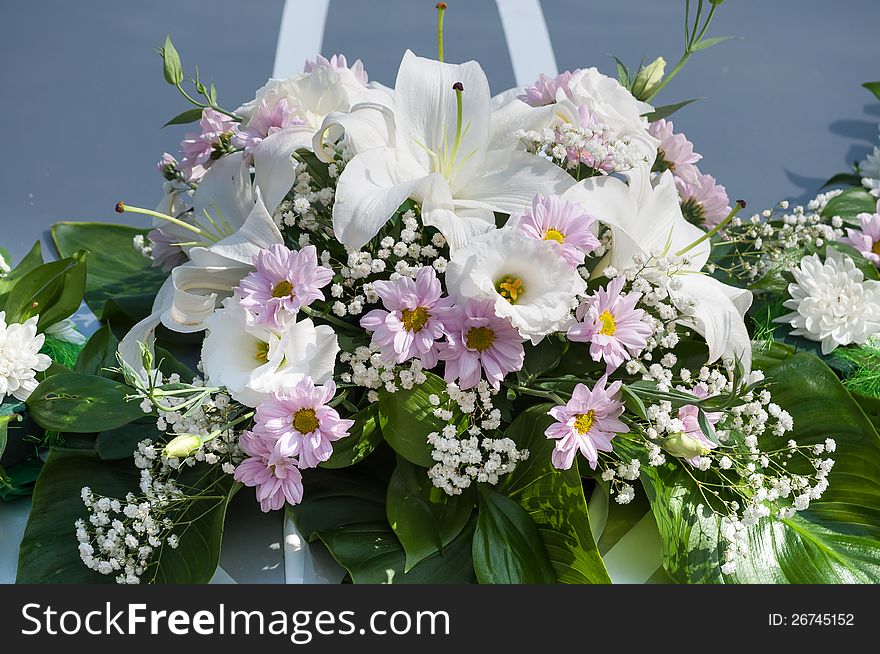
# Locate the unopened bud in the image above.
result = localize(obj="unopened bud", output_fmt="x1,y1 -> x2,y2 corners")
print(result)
630,56 -> 666,101
662,432 -> 711,461
163,434 -> 203,459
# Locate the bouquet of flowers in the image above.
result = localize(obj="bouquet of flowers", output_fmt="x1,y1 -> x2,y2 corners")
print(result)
4,1 -> 879,584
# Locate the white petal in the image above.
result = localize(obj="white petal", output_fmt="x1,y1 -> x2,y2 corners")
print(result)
161,264 -> 250,333
191,152 -> 252,231
488,96 -> 557,150
118,276 -> 175,376
313,102 -> 396,162
252,126 -> 314,214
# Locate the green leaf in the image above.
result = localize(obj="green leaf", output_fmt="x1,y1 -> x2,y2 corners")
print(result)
161,35 -> 184,85
644,353 -> 880,583
518,336 -> 565,383
4,253 -> 87,329
821,187 -> 877,221
17,447 -> 235,583
473,485 -> 556,584
378,372 -> 447,467
612,56 -> 630,89
0,240 -> 43,296
500,405 -> 611,584
320,404 -> 383,468
644,98 -> 702,122
96,417 -> 158,460
863,81 -> 880,102
52,222 -> 168,316
316,518 -> 476,584
386,457 -> 474,571
821,172 -> 863,189
163,107 -> 203,127
26,372 -> 143,433
74,324 -> 120,377
691,35 -> 738,52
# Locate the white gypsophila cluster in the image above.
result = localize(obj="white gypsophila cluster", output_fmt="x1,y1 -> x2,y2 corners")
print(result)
132,233 -> 152,259
515,122 -> 648,177
777,249 -> 880,354
77,373 -> 244,584
278,160 -> 340,232
712,192 -> 844,283
0,312 -> 52,403
426,381 -> 529,495
338,343 -> 428,399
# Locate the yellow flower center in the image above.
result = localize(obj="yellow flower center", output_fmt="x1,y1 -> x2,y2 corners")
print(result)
873,241 -> 880,256
271,280 -> 294,298
401,306 -> 430,332
495,274 -> 525,304
465,326 -> 496,352
573,410 -> 596,435
292,408 -> 320,434
598,310 -> 617,336
544,228 -> 565,244
254,341 -> 270,363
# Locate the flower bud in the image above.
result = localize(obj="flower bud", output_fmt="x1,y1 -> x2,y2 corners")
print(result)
630,56 -> 666,101
163,434 -> 203,459
661,431 -> 711,460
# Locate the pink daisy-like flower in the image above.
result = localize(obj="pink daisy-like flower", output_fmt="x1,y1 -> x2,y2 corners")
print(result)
840,203 -> 880,267
232,97 -> 304,155
254,378 -> 354,469
360,266 -> 454,368
648,119 -> 701,184
567,276 -> 652,373
676,173 -> 731,228
519,70 -> 578,106
545,376 -> 629,470
178,108 -> 238,182
438,299 -> 525,390
670,384 -> 723,466
234,430 -> 304,512
304,53 -> 369,86
237,244 -> 333,328
509,194 -> 601,267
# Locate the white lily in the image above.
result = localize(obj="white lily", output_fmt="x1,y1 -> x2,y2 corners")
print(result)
564,171 -> 753,369
331,50 -> 575,251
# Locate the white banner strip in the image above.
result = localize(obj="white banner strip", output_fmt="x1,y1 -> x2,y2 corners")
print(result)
495,0 -> 558,87
273,0 -> 332,78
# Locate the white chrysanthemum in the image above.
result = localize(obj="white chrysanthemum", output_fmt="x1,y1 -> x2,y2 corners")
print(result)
201,298 -> 338,407
860,142 -> 880,198
777,250 -> 880,354
0,312 -> 52,402
445,227 -> 586,342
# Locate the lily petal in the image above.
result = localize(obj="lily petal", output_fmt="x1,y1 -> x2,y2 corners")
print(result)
252,126 -> 315,215
312,101 -> 396,162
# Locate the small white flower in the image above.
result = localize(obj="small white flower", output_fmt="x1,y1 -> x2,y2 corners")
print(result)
0,312 -> 52,402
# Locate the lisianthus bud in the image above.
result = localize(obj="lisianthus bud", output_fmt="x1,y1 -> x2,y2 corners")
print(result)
661,432 -> 711,460
163,434 -> 203,458
630,56 -> 666,101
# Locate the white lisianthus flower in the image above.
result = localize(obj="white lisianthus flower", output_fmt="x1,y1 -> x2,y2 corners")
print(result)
776,249 -> 880,354
445,228 -> 587,342
0,312 -> 52,403
201,299 -> 339,407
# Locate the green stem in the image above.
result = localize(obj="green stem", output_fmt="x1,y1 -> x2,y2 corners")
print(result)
504,383 -> 566,405
436,3 -> 447,62
674,200 -> 746,257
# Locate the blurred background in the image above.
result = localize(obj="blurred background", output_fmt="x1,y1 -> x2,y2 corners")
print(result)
2,0 -> 879,582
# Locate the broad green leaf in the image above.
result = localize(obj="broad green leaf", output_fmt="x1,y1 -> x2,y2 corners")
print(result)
821,187 -> 877,221
643,353 -> 880,583
321,404 -> 383,468
386,457 -> 474,571
161,35 -> 183,85
644,98 -> 702,122
26,372 -> 144,433
96,417 -> 159,460
0,240 -> 42,295
0,456 -> 43,500
74,324 -> 119,377
17,447 -> 235,583
517,336 -> 565,383
316,518 -> 476,584
378,372 -> 447,467
863,81 -> 880,102
473,485 -> 556,584
163,107 -> 203,127
51,222 -> 167,316
4,253 -> 86,329
500,405 -> 611,584
821,172 -> 863,189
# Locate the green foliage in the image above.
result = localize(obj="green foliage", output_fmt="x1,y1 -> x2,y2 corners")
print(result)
378,372 -> 448,467
835,345 -> 880,399
3,251 -> 87,330
821,187 -> 877,223
320,404 -> 383,468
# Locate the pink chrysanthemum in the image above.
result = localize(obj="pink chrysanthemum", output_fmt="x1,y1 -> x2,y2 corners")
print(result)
360,266 -> 454,368
253,378 -> 354,469
233,97 -> 304,155
545,376 -> 629,470
178,108 -> 238,182
676,173 -> 731,228
567,276 -> 652,373
510,194 -> 600,267
234,430 -> 304,512
237,244 -> 333,328
304,53 -> 369,86
674,384 -> 723,466
648,119 -> 701,184
438,299 -> 525,390
519,70 -> 578,106
840,204 -> 880,266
